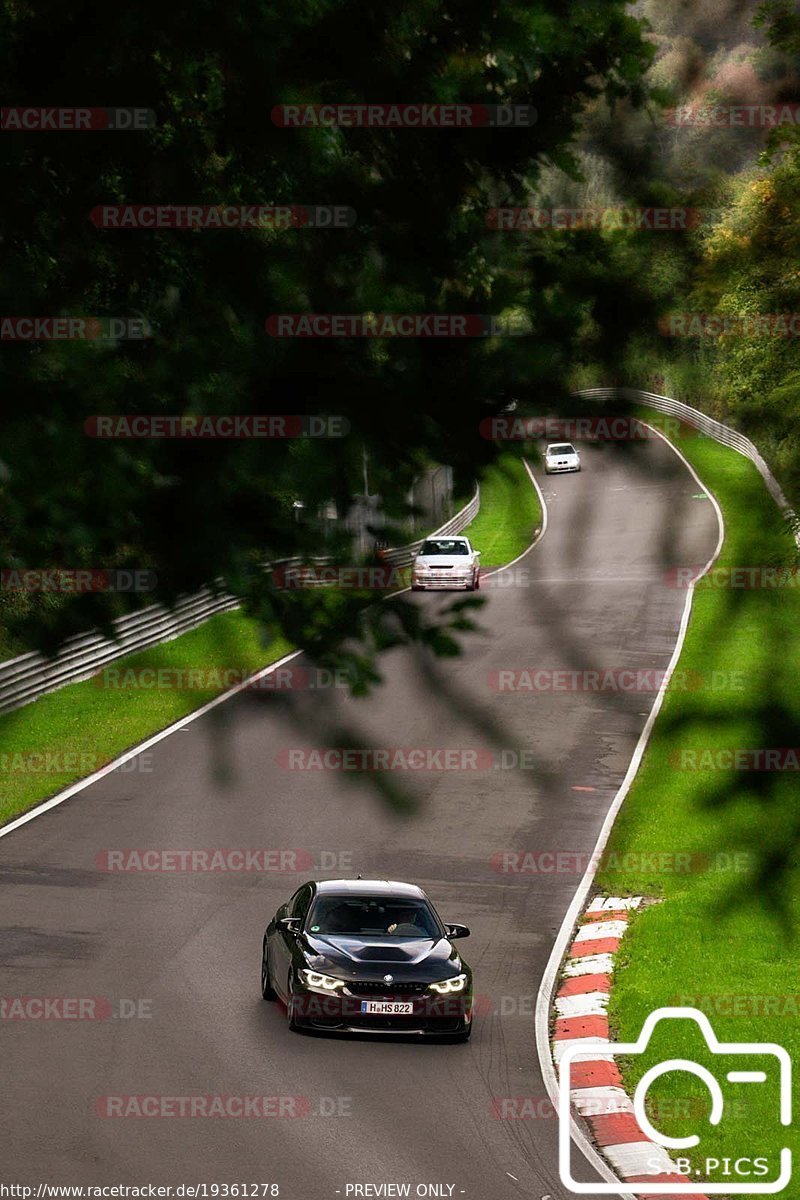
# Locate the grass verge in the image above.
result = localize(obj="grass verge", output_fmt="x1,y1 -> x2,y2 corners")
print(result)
594,409 -> 800,1187
0,612 -> 292,827
461,454 -> 542,565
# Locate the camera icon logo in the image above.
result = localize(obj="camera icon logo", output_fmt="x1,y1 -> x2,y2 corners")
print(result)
558,1007 -> 792,1194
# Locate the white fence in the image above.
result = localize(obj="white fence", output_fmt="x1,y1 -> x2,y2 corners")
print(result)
0,486 -> 481,714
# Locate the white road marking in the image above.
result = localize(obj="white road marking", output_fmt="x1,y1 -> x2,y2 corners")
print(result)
534,419 -> 725,1193
563,953 -> 615,977
570,1087 -> 633,1116
552,1038 -> 614,1065
0,650 -> 304,840
573,920 -> 628,943
586,896 -> 642,912
555,992 -> 610,1019
603,1142 -> 675,1178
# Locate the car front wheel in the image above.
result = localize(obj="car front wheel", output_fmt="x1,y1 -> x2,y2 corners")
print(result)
261,938 -> 277,1000
286,973 -> 302,1032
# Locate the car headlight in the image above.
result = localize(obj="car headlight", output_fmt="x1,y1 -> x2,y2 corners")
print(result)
299,969 -> 348,992
428,973 -> 468,994
413,562 -> 429,573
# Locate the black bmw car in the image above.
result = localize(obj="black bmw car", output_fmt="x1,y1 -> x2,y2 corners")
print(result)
261,879 -> 473,1040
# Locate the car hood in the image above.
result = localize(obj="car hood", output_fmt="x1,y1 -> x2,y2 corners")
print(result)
302,933 -> 462,977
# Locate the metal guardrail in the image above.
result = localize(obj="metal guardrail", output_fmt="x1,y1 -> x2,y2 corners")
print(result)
378,486 -> 481,566
0,485 -> 481,715
576,387 -> 800,549
0,589 -> 241,716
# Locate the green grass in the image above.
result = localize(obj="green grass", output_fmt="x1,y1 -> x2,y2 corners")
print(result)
593,410 -> 800,1188
0,612 -> 292,826
460,454 -> 542,566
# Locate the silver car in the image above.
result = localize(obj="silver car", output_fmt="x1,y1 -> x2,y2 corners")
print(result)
544,442 -> 581,474
411,536 -> 481,591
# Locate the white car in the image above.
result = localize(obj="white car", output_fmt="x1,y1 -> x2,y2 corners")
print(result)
544,442 -> 581,474
411,536 -> 481,591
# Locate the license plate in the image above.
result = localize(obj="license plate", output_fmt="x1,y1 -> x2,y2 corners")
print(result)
360,1000 -> 414,1015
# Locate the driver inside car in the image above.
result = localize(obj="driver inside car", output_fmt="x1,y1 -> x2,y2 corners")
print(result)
386,907 -> 423,935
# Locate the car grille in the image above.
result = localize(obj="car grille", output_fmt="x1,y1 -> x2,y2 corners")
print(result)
426,571 -> 470,585
347,981 -> 428,996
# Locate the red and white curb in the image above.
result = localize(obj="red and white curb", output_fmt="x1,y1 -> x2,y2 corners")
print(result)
552,895 -> 709,1199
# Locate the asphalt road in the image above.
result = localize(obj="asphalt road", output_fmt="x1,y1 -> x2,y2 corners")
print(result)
0,435 -> 720,1199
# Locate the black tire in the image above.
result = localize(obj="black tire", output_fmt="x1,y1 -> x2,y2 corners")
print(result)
411,584 -> 422,592
261,938 -> 277,1000
474,571 -> 480,591
286,973 -> 301,1032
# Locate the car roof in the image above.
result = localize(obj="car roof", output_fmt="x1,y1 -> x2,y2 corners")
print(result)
422,536 -> 468,544
314,879 -> 427,898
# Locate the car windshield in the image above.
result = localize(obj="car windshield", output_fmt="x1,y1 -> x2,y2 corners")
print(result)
548,444 -> 576,455
306,895 -> 441,939
419,539 -> 469,556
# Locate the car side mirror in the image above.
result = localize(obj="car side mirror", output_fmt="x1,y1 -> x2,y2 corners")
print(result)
445,923 -> 470,939
279,916 -> 302,936
474,550 -> 481,557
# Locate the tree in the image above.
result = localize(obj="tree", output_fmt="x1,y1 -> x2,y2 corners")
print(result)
0,0 -> 653,667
